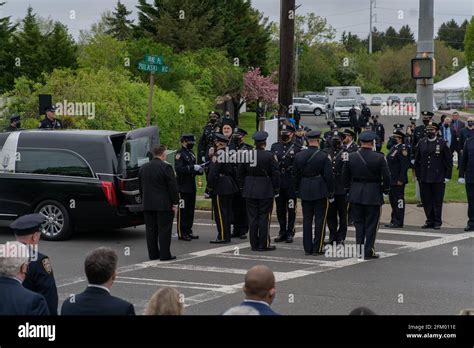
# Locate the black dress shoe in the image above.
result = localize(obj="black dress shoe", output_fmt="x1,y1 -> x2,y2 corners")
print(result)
416,203 -> 423,207
210,239 -> 230,244
305,252 -> 313,256
274,235 -> 286,243
160,256 -> 177,261
313,251 -> 325,255
433,225 -> 441,230
189,233 -> 199,239
239,234 -> 247,239
385,223 -> 402,228
464,226 -> 474,231
364,254 -> 380,260
421,224 -> 434,229
179,235 -> 192,241
285,236 -> 294,243
257,246 -> 276,251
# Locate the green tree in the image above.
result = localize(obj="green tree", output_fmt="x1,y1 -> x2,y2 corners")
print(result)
437,19 -> 467,51
105,1 -> 134,41
44,22 -> 77,72
384,26 -> 399,48
398,25 -> 415,47
12,6 -> 47,83
0,1 -> 18,92
77,34 -> 129,73
341,31 -> 364,53
463,17 -> 474,89
136,0 -> 225,52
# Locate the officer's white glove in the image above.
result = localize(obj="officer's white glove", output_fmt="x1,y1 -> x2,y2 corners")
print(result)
458,178 -> 465,184
201,156 -> 206,162
383,194 -> 388,198
329,198 -> 335,203
410,159 -> 415,165
194,165 -> 202,172
444,178 -> 450,184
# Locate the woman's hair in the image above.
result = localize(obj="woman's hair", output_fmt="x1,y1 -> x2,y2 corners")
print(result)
144,287 -> 184,315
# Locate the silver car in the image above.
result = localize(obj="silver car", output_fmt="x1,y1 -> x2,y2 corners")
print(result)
293,98 -> 326,116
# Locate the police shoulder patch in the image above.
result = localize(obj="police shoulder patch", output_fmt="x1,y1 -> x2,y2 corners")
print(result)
42,257 -> 53,274
402,149 -> 408,156
175,154 -> 181,160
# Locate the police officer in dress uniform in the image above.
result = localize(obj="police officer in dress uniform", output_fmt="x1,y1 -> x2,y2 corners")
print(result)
38,106 -> 62,129
198,111 -> 220,164
459,136 -> 474,231
175,134 -> 203,241
385,130 -> 410,228
207,133 -> 239,244
230,128 -> 253,239
412,111 -> 434,157
371,115 -> 385,145
414,123 -> 453,229
5,114 -> 21,132
237,131 -> 280,251
387,124 -> 406,150
324,130 -> 349,245
342,129 -> 359,153
342,131 -> 390,259
271,124 -> 302,243
293,130 -> 335,255
11,214 -> 58,315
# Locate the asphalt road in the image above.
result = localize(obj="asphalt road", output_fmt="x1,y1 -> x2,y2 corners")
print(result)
1,214 -> 472,316
301,106 -> 415,133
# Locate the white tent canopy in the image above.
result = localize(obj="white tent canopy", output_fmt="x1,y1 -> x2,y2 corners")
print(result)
434,67 -> 470,92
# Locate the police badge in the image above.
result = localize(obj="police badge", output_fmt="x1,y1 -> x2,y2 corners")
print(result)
42,258 -> 53,274
436,144 -> 440,154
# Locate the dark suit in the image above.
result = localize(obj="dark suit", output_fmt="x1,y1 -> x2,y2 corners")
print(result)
23,251 -> 58,315
0,276 -> 50,315
342,148 -> 390,257
414,137 -> 453,227
237,149 -> 280,250
61,286 -> 135,316
294,146 -> 335,254
138,158 -> 179,260
459,138 -> 474,228
240,300 -> 278,315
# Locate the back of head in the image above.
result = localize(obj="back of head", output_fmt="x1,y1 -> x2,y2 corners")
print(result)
223,305 -> 260,316
243,265 -> 275,302
0,241 -> 30,277
144,287 -> 183,315
153,144 -> 167,158
84,247 -> 117,285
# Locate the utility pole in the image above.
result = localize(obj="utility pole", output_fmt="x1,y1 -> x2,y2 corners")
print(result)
416,0 -> 434,125
278,0 -> 296,117
369,0 -> 375,53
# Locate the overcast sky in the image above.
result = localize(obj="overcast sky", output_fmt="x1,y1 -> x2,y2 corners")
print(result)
0,0 -> 472,41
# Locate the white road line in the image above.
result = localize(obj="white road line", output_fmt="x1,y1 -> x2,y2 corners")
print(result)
149,263 -> 248,275
392,231 -> 474,252
212,252 -> 335,267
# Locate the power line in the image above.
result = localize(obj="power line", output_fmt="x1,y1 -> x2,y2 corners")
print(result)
324,7 -> 370,17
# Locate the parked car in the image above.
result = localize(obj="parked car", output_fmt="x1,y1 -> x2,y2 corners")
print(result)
403,96 -> 417,104
292,97 -> 326,116
0,127 -> 159,240
359,96 -> 367,105
387,95 -> 401,105
370,96 -> 383,106
446,95 -> 463,110
305,94 -> 328,105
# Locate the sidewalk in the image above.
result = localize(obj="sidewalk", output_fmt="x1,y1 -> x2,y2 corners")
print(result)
196,203 -> 468,229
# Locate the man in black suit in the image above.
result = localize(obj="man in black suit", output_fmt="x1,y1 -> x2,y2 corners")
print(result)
293,130 -> 335,255
342,131 -> 390,259
459,137 -> 474,231
139,144 -> 179,261
61,248 -> 135,315
0,241 -> 50,315
12,214 -> 58,315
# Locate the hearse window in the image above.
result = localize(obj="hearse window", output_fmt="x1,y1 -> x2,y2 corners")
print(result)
125,137 -> 151,170
16,149 -> 93,178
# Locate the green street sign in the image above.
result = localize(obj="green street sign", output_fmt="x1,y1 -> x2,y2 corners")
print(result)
138,61 -> 170,73
144,54 -> 164,65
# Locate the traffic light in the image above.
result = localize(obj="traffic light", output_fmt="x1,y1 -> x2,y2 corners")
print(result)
411,57 -> 435,79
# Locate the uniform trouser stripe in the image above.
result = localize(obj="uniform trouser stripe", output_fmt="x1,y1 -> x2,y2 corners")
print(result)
319,199 -> 329,252
216,194 -> 224,240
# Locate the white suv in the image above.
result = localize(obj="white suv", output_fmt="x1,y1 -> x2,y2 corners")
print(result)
292,98 -> 326,116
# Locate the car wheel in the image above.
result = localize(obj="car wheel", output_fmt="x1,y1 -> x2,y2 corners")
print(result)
314,108 -> 322,116
35,200 -> 73,241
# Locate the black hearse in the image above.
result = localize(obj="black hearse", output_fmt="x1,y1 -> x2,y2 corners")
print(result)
0,127 -> 159,240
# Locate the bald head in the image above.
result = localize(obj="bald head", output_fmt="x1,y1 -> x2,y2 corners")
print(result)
243,265 -> 276,304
